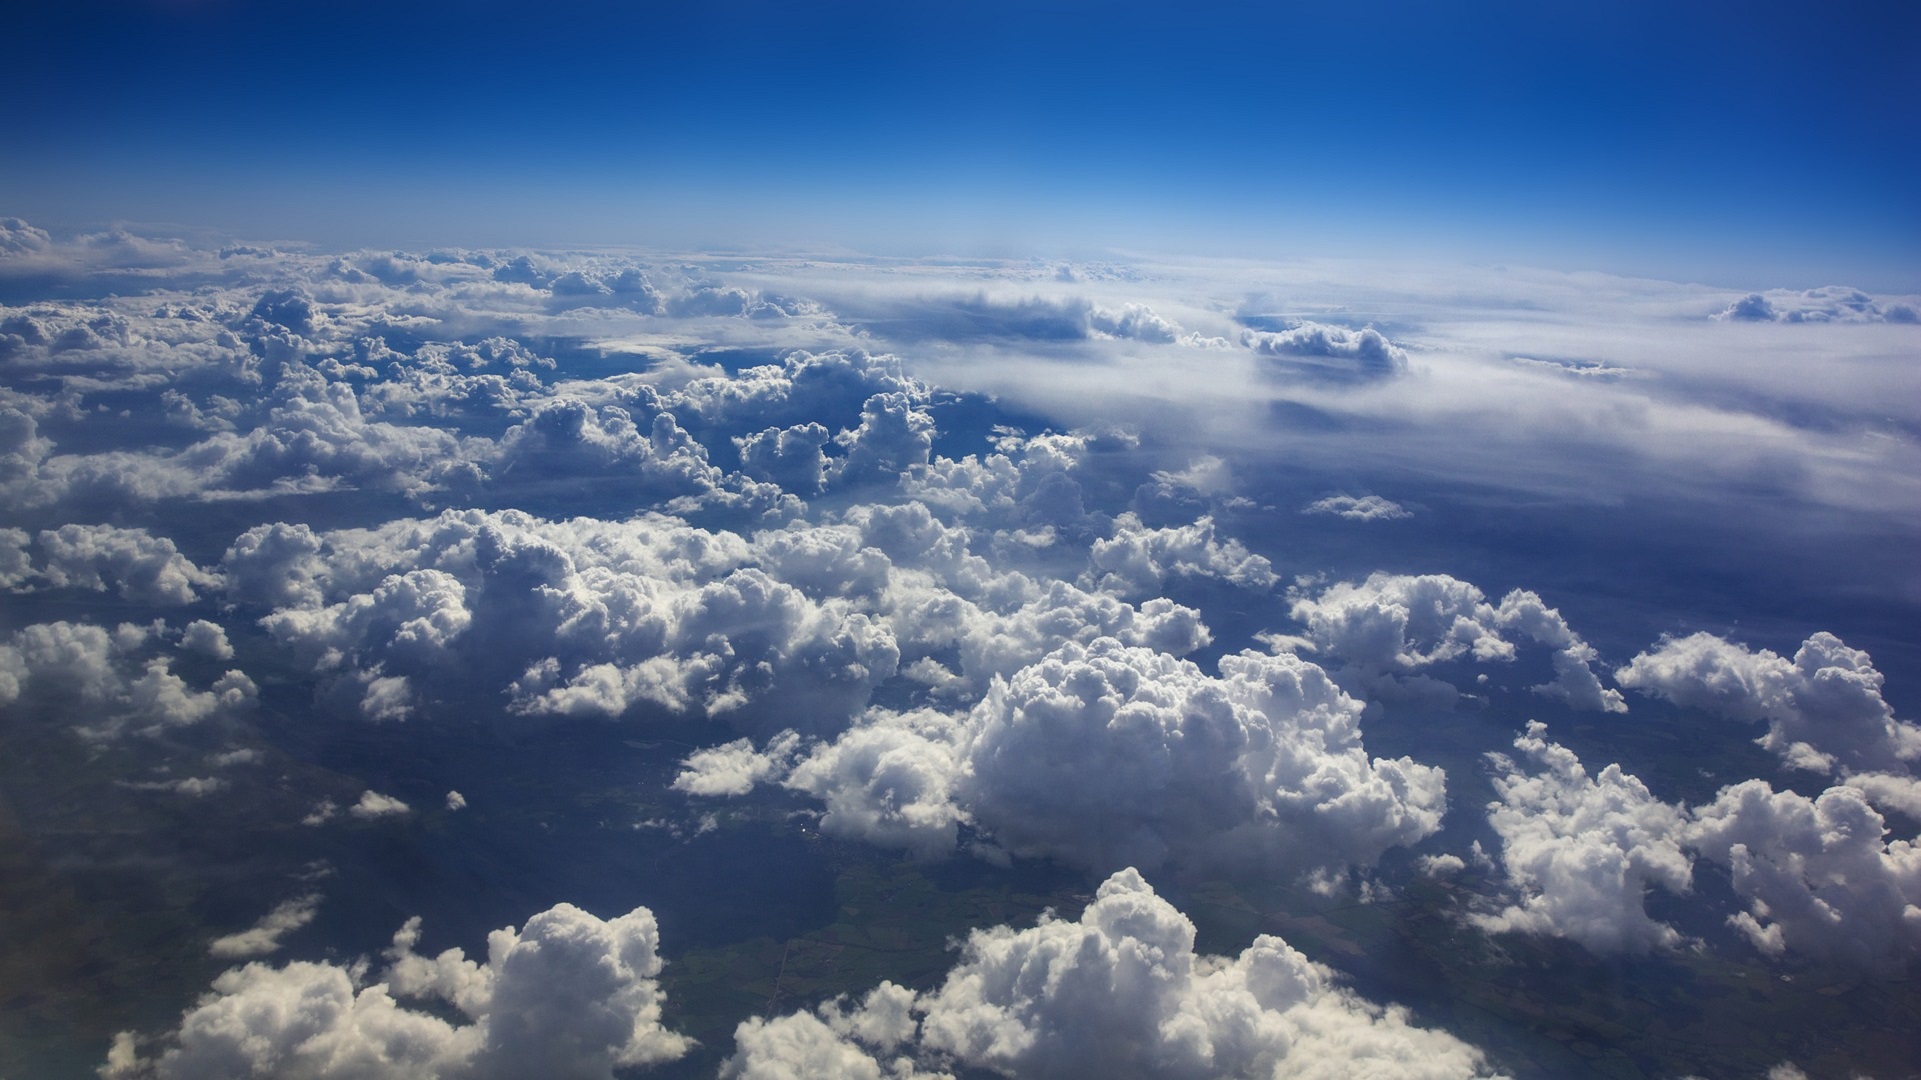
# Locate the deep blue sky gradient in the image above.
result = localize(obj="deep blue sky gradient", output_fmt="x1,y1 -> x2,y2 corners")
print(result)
5,0 -> 1917,284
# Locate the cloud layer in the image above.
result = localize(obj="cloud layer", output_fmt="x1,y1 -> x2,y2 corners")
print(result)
3,222 -> 1917,1075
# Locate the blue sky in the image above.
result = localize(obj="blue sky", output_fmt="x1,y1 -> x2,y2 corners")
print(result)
5,0 -> 1918,285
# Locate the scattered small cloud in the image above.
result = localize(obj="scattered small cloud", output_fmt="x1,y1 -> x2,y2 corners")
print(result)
208,895 -> 320,959
1303,494 -> 1411,521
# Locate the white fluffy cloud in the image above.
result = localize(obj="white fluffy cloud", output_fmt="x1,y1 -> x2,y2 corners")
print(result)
674,731 -> 802,797
958,639 -> 1446,874
781,709 -> 970,860
1687,779 -> 1921,973
1243,322 -> 1408,382
36,365 -> 490,505
1489,591 -> 1627,714
179,619 -> 235,659
830,392 -> 936,486
1476,723 -> 1921,970
0,216 -> 53,257
350,791 -> 412,819
897,429 -> 1097,530
723,868 -> 1498,1079
1291,574 -> 1515,678
666,349 -> 920,443
113,902 -> 691,1080
3,524 -> 220,604
1288,574 -> 1625,712
509,566 -> 900,733
264,568 -> 472,672
491,395 -> 763,509
1476,723 -> 1694,953
1617,630 -> 1921,777
723,986 -> 938,1080
735,421 -> 833,494
1302,494 -> 1412,521
221,521 -> 329,608
709,637 -> 1446,878
227,501 -> 1227,729
0,319 -> 920,516
1083,513 -> 1277,598
0,620 -> 257,737
1713,286 -> 1919,324
224,509 -> 893,728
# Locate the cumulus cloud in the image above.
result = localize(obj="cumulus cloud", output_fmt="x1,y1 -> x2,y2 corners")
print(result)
508,566 -> 900,734
723,638 -> 1445,877
723,983 -> 936,1080
958,639 -> 1445,874
0,406 -> 55,508
1686,779 -> 1921,973
899,429 -> 1100,532
1289,573 -> 1515,683
113,902 -> 691,1079
491,395 -> 751,508
1477,723 -> 1921,970
0,526 -> 31,587
358,337 -> 550,423
229,509 -> 897,729
221,521 -> 329,608
1083,513 -> 1277,598
349,791 -> 411,819
250,288 -> 316,335
1713,286 -> 1919,324
665,281 -> 820,320
179,619 -> 234,659
18,363 -> 489,506
262,568 -> 472,676
228,501 -> 1227,730
673,732 -> 801,797
0,216 -> 54,257
666,349 -> 919,442
0,620 -> 257,737
1490,591 -> 1627,714
1303,494 -> 1412,521
1617,630 -> 1921,776
6,524 -> 221,604
781,709 -> 969,860
1287,573 -> 1625,712
1087,302 -> 1182,342
1476,723 -> 1693,953
1243,321 -> 1408,382
749,521 -> 893,600
830,392 -> 936,486
735,421 -> 832,494
723,869 -> 1497,1079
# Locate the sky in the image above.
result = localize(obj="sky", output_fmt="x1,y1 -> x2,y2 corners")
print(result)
4,0 -> 1918,285
4,4 -> 1921,1080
